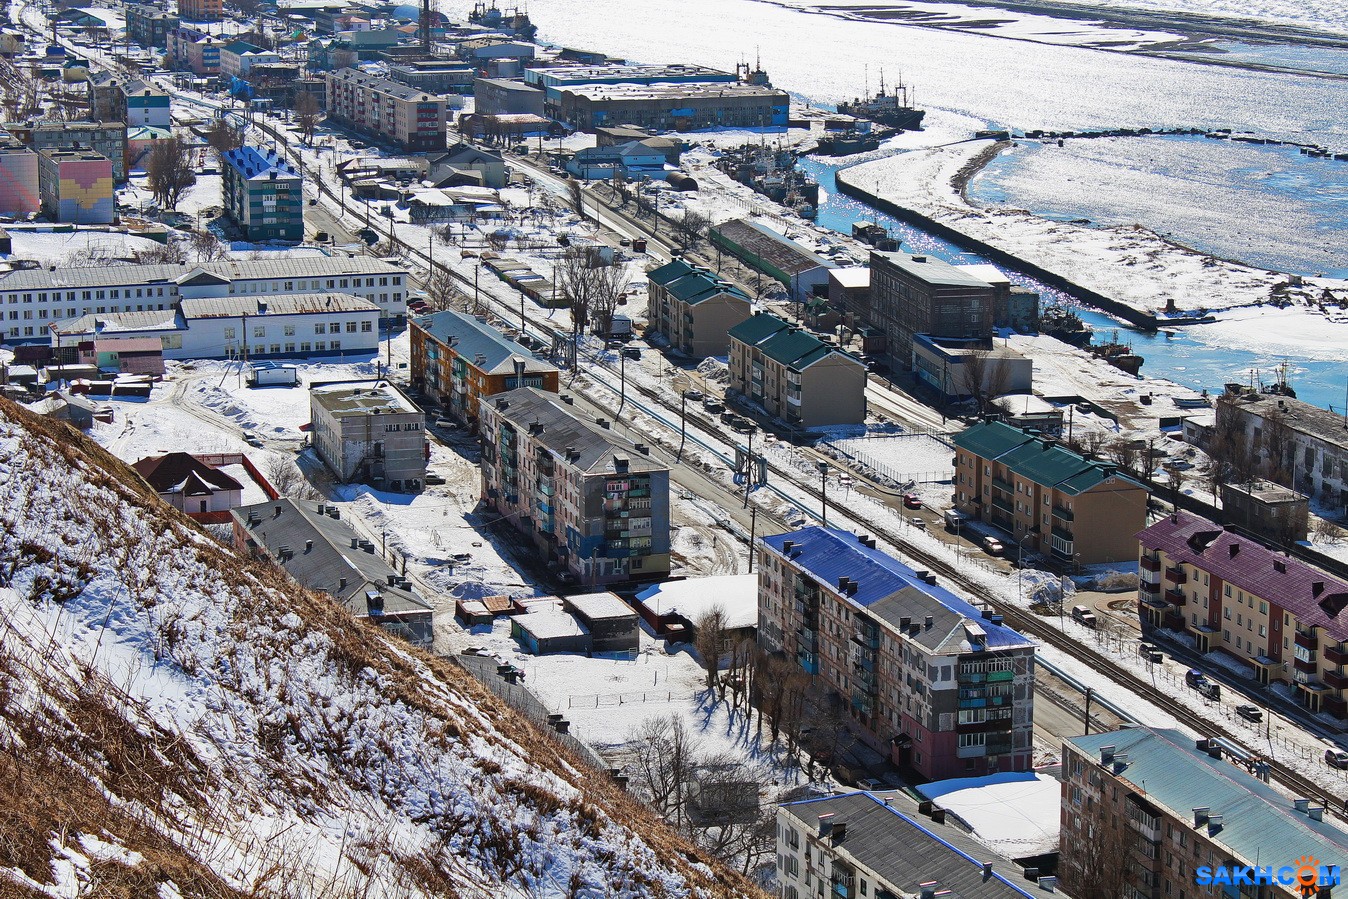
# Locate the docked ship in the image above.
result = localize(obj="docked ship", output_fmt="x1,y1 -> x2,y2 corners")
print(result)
837,71 -> 925,132
812,129 -> 882,156
1040,304 -> 1092,347
468,1 -> 536,37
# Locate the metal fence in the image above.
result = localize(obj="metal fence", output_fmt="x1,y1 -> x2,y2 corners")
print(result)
452,653 -> 610,772
568,690 -> 693,709
822,433 -> 956,489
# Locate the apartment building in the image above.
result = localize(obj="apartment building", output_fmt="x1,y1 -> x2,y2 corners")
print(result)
868,250 -> 995,371
220,41 -> 280,78
387,59 -> 476,94
408,309 -> 559,429
37,149 -> 114,224
24,120 -> 127,181
0,142 -> 39,216
952,420 -> 1150,565
310,382 -> 426,491
1,255 -> 407,343
125,5 -> 178,49
1216,387 -> 1348,516
645,258 -> 751,359
478,387 -> 671,585
177,0 -> 222,22
49,293 -> 381,359
727,312 -> 867,429
325,68 -> 447,152
167,26 -> 223,75
777,791 -> 1048,899
232,498 -> 434,645
1061,727 -> 1348,899
117,78 -> 171,129
221,145 -> 303,243
1137,511 -> 1348,718
758,527 -> 1036,780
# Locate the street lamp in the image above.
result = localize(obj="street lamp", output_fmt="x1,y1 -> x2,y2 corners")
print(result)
678,389 -> 689,461
818,460 -> 829,526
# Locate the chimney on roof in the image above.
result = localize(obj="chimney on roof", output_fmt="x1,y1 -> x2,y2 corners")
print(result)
1112,752 -> 1129,774
305,539 -> 313,553
838,576 -> 850,591
1295,798 -> 1312,813
983,863 -> 993,882
924,615 -> 933,631
1193,807 -> 1210,827
1314,582 -> 1326,597
1207,814 -> 1223,835
273,504 -> 282,518
1310,806 -> 1326,822
1038,876 -> 1057,893
831,822 -> 846,841
338,577 -> 347,591
919,884 -> 937,899
1099,745 -> 1116,765
1229,544 -> 1239,558
1275,560 -> 1286,573
817,813 -> 834,837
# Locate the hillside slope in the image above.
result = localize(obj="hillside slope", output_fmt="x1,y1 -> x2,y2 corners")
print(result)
0,398 -> 762,899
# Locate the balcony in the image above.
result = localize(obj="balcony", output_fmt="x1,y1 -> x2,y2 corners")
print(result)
1296,629 -> 1320,651
1051,505 -> 1074,522
1164,567 -> 1188,585
851,629 -> 880,651
992,475 -> 1014,494
1326,644 -> 1348,665
1325,669 -> 1348,690
1140,581 -> 1161,596
991,495 -> 1014,515
1165,587 -> 1186,606
1294,656 -> 1319,674
1139,553 -> 1161,573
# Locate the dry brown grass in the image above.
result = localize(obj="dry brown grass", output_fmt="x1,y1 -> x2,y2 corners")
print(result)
0,397 -> 769,899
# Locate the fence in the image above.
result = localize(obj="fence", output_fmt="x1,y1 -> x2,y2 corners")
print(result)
452,653 -> 610,772
568,690 -> 694,709
822,433 -> 956,489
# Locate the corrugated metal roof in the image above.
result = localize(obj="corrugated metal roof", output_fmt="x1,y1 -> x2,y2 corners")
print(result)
761,527 -> 1032,652
411,309 -> 557,377
711,219 -> 834,277
1069,728 -> 1348,867
1138,512 -> 1348,635
954,421 -> 1146,495
0,255 -> 406,292
779,792 -> 1040,899
181,292 -> 378,319
876,251 -> 996,288
728,311 -> 790,346
486,387 -> 666,476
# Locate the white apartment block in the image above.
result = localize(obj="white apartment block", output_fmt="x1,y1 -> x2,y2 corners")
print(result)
1,256 -> 409,342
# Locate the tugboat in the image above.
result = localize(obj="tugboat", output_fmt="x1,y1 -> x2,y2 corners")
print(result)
838,70 -> 925,132
1040,304 -> 1092,347
505,7 -> 537,38
812,129 -> 882,156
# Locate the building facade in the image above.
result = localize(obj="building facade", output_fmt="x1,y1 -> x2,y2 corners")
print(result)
310,383 -> 426,491
118,78 -> 171,128
49,293 -> 382,360
125,5 -> 178,48
27,120 -> 127,181
910,334 -> 1033,402
709,219 -> 834,302
221,145 -> 303,242
759,527 -> 1036,780
232,498 -> 434,645
132,452 -> 245,521
325,68 -> 447,152
478,387 -> 672,585
178,0 -> 222,22
1061,728 -> 1348,899
474,77 -> 545,116
869,251 -> 996,371
728,312 -> 867,429
0,143 -> 39,216
37,149 -> 114,224
646,258 -> 751,358
1137,511 -> 1348,718
408,309 -> 559,429
3,255 -> 407,344
167,26 -> 223,75
554,81 -> 789,132
220,41 -> 280,78
952,420 -> 1150,565
387,59 -> 476,94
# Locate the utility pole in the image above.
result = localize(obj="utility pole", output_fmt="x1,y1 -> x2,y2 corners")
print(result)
617,350 -> 627,416
678,391 -> 688,461
748,507 -> 757,572
742,428 -> 754,508
818,460 -> 829,526
1083,686 -> 1094,735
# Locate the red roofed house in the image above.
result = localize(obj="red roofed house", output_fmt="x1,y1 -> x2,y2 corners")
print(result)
1137,510 -> 1348,718
133,452 -> 254,522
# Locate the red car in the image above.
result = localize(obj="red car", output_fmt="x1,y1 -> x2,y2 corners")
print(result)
902,493 -> 923,509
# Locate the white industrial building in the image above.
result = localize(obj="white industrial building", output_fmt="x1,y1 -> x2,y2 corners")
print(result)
48,293 -> 382,359
3,255 -> 409,343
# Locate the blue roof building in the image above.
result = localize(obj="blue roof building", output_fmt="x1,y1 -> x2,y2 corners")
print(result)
220,145 -> 303,243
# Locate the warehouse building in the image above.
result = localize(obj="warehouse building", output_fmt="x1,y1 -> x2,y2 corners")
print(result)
709,218 -> 835,302
554,82 -> 789,133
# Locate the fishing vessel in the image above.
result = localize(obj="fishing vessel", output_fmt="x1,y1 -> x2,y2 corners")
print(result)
837,70 -> 925,131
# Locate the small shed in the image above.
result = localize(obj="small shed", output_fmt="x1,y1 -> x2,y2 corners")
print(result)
564,592 -> 639,654
455,599 -> 493,627
511,608 -> 591,655
248,361 -> 300,387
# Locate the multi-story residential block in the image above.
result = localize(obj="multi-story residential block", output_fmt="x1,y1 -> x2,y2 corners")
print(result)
0,141 -> 39,216
408,309 -> 559,429
758,527 -> 1036,780
117,78 -> 172,129
1137,511 -> 1348,717
325,68 -> 447,152
1216,386 -> 1348,516
1061,727 -> 1348,899
777,791 -> 1047,899
232,497 -> 433,644
554,81 -> 790,132
727,312 -> 867,429
85,71 -> 120,122
952,420 -> 1150,565
49,293 -> 382,359
387,59 -> 476,94
23,120 -> 127,181
177,0 -> 222,22
221,145 -> 303,243
310,382 -> 427,491
868,250 -> 995,371
220,40 -> 281,78
167,26 -> 223,75
1,255 -> 407,343
125,5 -> 178,48
37,148 -> 114,224
478,387 -> 672,585
645,258 -> 751,358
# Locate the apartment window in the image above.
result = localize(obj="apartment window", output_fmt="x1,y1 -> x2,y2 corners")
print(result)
328,323 -> 340,334
314,324 -> 325,334
1260,601 -> 1268,614
346,321 -> 357,333
1224,607 -> 1231,620
1223,629 -> 1230,642
253,326 -> 265,338
301,342 -> 311,352
224,327 -> 235,339
285,343 -> 295,353
284,325 -> 295,336
1225,584 -> 1232,597
330,340 -> 340,351
361,321 -> 372,332
315,341 -> 325,351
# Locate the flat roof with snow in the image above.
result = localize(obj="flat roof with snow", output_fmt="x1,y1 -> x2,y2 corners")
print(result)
566,591 -> 636,621
515,608 -> 589,640
635,574 -> 757,630
916,771 -> 1061,858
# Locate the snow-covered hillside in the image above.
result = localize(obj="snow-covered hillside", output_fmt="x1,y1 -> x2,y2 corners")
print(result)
0,399 -> 762,899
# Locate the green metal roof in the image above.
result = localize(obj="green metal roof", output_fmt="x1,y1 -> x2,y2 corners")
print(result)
951,420 -> 1035,460
759,328 -> 825,368
954,420 -> 1146,494
646,258 -> 693,286
1069,728 -> 1348,869
728,311 -> 791,346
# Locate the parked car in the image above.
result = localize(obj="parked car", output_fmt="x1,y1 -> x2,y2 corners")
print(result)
243,432 -> 263,447
902,493 -> 923,509
313,231 -> 329,243
683,389 -> 704,401
621,347 -> 641,360
944,509 -> 968,531
910,517 -> 926,529
424,473 -> 446,486
1326,748 -> 1348,769
1185,668 -> 1208,689
1235,705 -> 1263,723
702,399 -> 725,414
1071,605 -> 1098,628
1198,681 -> 1221,701
434,418 -> 458,429
982,536 -> 1004,556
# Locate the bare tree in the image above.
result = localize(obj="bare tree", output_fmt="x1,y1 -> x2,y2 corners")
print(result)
676,209 -> 710,249
189,229 -> 227,262
131,241 -> 186,265
1061,819 -> 1132,899
424,267 -> 465,312
555,246 -> 597,344
204,118 -> 245,164
293,89 -> 321,146
265,454 -> 316,500
567,178 -> 585,220
1107,439 -> 1139,475
961,346 -> 1010,415
624,715 -> 701,830
693,605 -> 728,695
1261,407 -> 1295,485
1314,516 -> 1344,545
1165,463 -> 1186,510
588,257 -> 627,340
330,48 -> 359,70
145,137 -> 197,211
